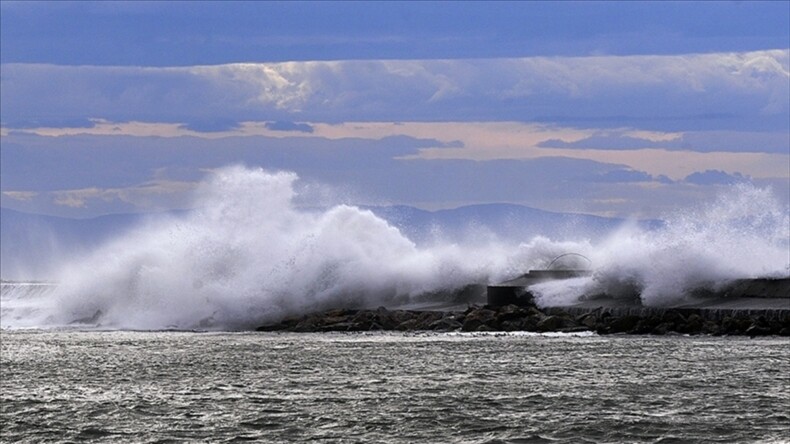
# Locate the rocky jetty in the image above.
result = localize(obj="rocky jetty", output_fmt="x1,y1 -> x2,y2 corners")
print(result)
257,304 -> 790,336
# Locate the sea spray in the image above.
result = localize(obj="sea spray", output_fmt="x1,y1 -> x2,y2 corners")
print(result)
1,167 -> 787,330
8,167 -> 532,329
530,183 -> 789,307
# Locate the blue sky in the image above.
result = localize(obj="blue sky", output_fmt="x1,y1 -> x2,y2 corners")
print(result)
3,2 -> 789,64
1,1 -> 788,218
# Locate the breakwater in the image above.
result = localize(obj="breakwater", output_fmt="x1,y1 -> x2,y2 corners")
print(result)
257,303 -> 790,336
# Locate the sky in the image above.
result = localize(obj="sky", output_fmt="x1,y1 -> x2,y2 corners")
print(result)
1,1 -> 788,219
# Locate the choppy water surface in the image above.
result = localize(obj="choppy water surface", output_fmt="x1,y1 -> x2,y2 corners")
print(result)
2,331 -> 789,443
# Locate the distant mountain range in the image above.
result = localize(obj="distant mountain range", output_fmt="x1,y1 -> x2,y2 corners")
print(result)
365,204 -> 661,245
1,205 -> 661,279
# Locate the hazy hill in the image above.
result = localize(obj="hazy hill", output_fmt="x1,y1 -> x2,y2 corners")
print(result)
366,203 -> 658,245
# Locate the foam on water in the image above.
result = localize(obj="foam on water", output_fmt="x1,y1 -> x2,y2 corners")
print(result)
1,167 -> 787,330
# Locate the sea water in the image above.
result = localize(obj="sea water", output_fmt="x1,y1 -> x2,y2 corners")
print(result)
2,330 -> 788,443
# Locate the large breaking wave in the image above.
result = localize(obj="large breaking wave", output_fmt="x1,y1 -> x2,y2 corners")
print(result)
2,166 -> 787,330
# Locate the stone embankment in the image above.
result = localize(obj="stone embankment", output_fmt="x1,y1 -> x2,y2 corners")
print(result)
257,304 -> 790,336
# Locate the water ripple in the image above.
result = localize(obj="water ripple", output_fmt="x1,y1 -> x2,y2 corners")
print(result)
1,331 -> 788,443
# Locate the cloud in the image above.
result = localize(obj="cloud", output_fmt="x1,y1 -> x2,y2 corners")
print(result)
4,122 -> 787,192
0,132 -> 454,192
540,134 -> 673,150
580,169 -> 659,183
2,50 -> 788,131
538,130 -> 790,154
2,191 -> 38,202
684,170 -> 749,185
50,180 -> 196,209
5,130 -> 785,219
179,119 -> 241,133
264,121 -> 314,133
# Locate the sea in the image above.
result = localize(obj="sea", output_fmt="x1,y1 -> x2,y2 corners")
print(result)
2,330 -> 789,444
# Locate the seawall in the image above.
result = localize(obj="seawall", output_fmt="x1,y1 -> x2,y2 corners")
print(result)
256,303 -> 790,336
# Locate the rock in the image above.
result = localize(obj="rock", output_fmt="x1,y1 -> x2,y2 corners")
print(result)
322,314 -> 352,326
396,318 -> 423,331
703,321 -> 721,336
525,306 -> 545,318
374,308 -> 402,330
607,315 -> 641,333
254,305 -> 788,335
293,316 -> 322,332
517,315 -> 541,332
560,326 -> 591,333
256,316 -> 300,332
464,305 -> 482,315
721,316 -> 740,335
577,313 -> 599,329
429,316 -> 463,331
633,316 -> 660,334
72,309 -> 104,325
651,322 -> 671,335
680,313 -> 704,334
661,310 -> 686,330
325,308 -> 357,318
416,311 -> 444,328
537,315 -> 565,332
368,322 -> 385,331
768,319 -> 784,335
745,323 -> 771,337
351,310 -> 376,328
255,324 -> 284,332
462,308 -> 497,331
499,320 -> 523,331
321,321 -> 358,332
495,304 -> 525,322
549,310 -> 577,328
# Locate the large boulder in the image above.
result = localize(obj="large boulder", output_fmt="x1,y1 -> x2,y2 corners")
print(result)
605,314 -> 641,334
661,310 -> 687,330
429,316 -> 463,331
632,316 -> 660,334
680,313 -> 704,334
537,315 -> 566,332
462,308 -> 497,331
495,304 -> 527,322
577,312 -> 599,329
416,311 -> 444,328
395,318 -> 423,331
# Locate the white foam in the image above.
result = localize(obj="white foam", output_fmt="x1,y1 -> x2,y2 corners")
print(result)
2,167 -> 787,330
531,184 -> 789,307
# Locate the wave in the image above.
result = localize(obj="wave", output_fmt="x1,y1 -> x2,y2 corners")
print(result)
1,166 -> 787,330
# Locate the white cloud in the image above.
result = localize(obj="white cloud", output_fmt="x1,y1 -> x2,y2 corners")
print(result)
50,181 -> 196,209
2,50 -> 787,128
2,191 -> 38,202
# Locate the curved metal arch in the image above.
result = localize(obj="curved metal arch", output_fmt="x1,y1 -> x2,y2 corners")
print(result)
547,253 -> 592,270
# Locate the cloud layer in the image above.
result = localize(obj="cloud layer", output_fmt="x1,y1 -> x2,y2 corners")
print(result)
2,131 -> 787,220
2,51 -> 788,131
1,51 -> 787,220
